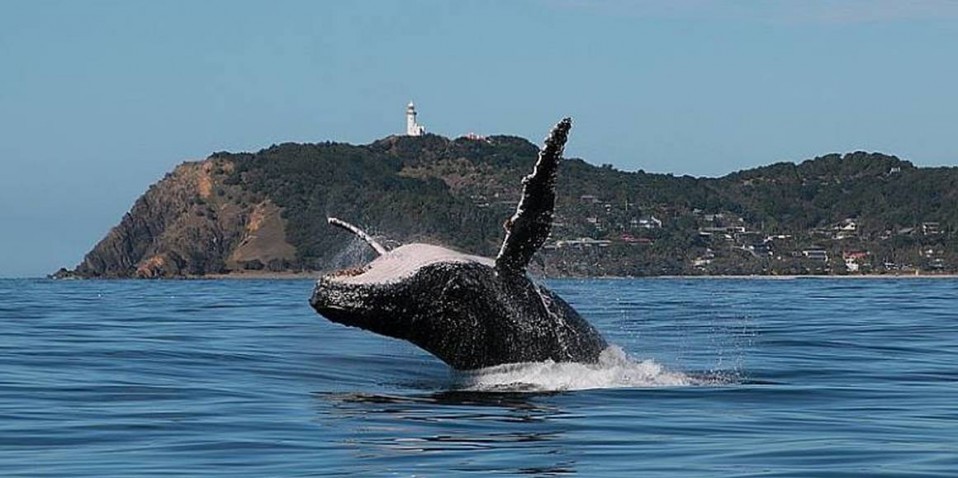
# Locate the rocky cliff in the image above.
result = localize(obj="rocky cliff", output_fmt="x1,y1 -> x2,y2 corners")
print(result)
71,158 -> 296,278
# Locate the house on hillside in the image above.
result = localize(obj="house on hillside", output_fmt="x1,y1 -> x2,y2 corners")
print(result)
922,222 -> 941,235
843,251 -> 869,272
803,249 -> 828,262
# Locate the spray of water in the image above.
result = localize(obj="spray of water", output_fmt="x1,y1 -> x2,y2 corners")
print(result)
327,236 -> 378,271
455,346 -> 711,392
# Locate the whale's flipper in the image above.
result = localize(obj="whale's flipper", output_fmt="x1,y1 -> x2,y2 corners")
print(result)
495,118 -> 572,273
328,217 -> 389,255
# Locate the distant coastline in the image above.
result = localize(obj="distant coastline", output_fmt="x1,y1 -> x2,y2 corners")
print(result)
59,136 -> 958,280
50,266 -> 958,281
100,271 -> 958,280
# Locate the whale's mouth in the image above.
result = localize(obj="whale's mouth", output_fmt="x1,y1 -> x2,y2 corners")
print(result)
327,266 -> 370,279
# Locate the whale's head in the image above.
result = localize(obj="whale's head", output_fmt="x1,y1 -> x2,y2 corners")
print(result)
310,243 -> 500,347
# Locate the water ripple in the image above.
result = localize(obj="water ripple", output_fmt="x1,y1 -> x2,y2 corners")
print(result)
1,278 -> 957,476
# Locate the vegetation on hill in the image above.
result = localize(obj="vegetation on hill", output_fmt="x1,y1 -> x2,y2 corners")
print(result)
222,138 -> 506,270
61,132 -> 958,278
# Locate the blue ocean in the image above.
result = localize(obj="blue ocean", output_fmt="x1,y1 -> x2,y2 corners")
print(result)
1,278 -> 956,476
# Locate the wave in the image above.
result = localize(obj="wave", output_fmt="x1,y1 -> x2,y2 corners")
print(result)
455,346 -> 718,392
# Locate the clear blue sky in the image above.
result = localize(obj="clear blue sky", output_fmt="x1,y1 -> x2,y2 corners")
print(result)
2,0 -> 957,278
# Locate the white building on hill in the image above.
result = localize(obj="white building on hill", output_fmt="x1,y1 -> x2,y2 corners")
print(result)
406,102 -> 426,136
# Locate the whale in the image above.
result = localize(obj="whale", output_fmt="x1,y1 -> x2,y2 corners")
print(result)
309,118 -> 608,370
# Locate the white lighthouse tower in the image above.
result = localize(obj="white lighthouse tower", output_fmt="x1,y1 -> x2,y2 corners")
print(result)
406,101 -> 425,136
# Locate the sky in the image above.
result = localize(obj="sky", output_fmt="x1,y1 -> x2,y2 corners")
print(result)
2,0 -> 957,277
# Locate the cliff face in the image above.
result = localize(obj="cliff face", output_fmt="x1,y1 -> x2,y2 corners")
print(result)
74,158 -> 296,278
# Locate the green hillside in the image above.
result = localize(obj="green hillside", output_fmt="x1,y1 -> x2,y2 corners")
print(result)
63,133 -> 958,278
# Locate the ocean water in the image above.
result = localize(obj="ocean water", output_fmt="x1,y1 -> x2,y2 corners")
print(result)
1,277 -> 956,476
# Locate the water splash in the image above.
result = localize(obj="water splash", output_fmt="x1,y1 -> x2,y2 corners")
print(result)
456,346 -> 710,392
328,236 -> 378,271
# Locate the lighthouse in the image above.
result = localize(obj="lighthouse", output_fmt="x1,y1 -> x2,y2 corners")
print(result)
406,102 -> 426,136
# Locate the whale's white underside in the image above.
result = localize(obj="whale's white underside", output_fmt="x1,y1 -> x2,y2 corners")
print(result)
327,243 -> 494,285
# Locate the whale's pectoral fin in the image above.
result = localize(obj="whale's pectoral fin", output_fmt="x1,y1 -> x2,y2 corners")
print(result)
327,217 -> 389,256
495,118 -> 572,273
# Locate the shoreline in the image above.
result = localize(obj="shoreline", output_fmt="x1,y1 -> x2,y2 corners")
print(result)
201,271 -> 322,280
47,271 -> 958,280
42,271 -> 958,280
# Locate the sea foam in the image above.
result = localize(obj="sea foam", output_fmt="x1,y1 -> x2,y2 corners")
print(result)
456,346 -> 699,392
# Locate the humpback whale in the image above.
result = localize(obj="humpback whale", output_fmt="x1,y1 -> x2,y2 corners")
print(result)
309,118 -> 608,370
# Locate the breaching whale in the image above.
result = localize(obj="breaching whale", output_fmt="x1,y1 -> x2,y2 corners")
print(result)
309,118 -> 608,370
